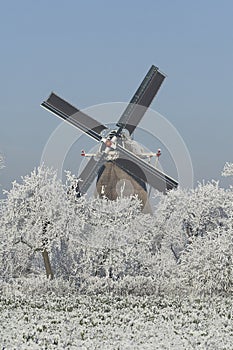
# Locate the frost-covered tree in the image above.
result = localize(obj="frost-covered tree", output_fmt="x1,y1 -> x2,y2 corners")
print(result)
0,166 -> 162,288
0,166 -> 70,280
155,181 -> 233,256
1,162 -> 233,299
0,153 -> 4,170
179,226 -> 233,296
56,178 -> 161,291
145,179 -> 233,297
222,162 -> 233,177
0,153 -> 5,214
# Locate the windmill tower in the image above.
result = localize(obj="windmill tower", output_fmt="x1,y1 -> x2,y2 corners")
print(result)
41,66 -> 178,209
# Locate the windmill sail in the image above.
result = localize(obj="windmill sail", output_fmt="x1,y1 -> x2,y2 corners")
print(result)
76,153 -> 107,196
41,93 -> 108,141
116,65 -> 165,134
116,145 -> 178,193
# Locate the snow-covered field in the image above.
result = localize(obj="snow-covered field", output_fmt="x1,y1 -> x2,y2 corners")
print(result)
1,278 -> 232,349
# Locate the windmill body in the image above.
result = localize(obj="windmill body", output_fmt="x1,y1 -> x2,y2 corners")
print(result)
41,65 -> 178,208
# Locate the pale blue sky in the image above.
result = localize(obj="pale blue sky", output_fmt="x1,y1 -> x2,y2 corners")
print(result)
0,0 -> 232,194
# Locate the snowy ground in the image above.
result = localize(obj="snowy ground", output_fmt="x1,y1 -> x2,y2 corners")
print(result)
1,278 -> 232,349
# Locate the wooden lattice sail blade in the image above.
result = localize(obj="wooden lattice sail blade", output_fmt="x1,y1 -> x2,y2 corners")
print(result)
77,154 -> 107,195
116,66 -> 165,135
41,92 -> 108,141
116,144 -> 178,193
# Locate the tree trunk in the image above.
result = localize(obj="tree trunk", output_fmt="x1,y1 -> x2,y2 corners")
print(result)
42,249 -> 54,279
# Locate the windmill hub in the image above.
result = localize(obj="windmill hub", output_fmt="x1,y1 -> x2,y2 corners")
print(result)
105,139 -> 112,148
102,135 -> 117,150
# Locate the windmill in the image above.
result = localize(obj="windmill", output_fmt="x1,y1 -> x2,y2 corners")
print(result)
41,65 -> 178,210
